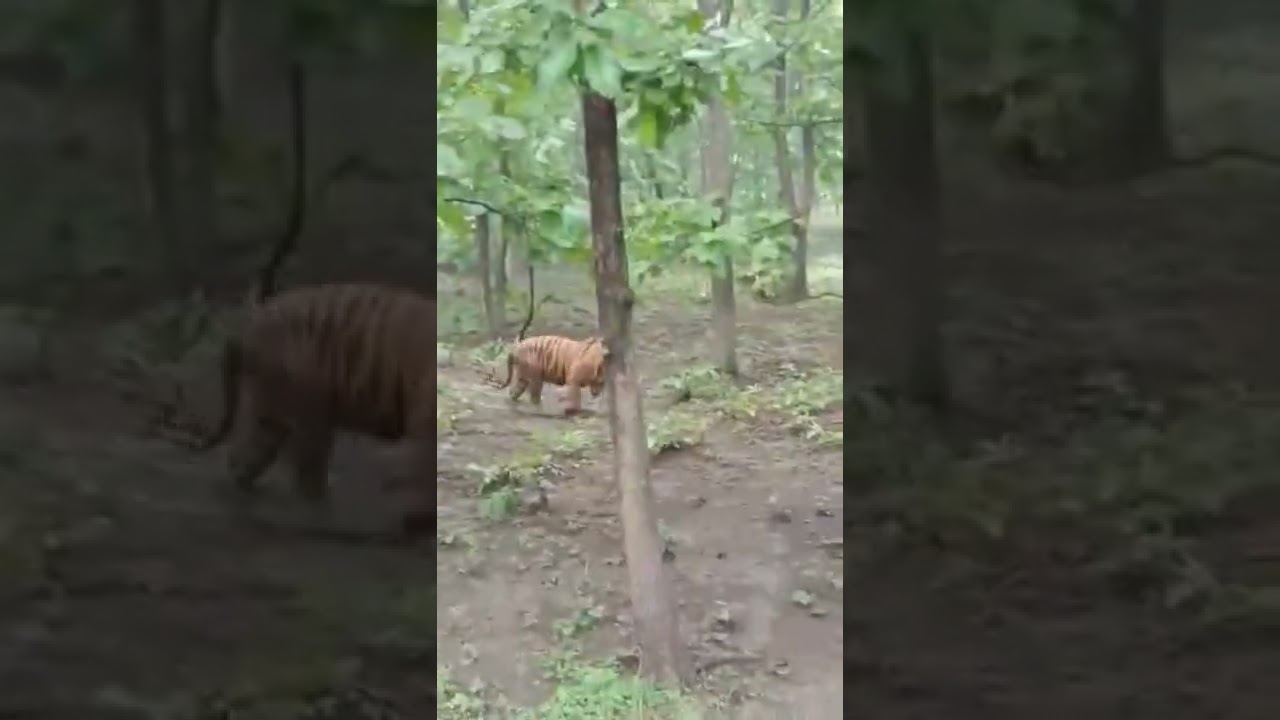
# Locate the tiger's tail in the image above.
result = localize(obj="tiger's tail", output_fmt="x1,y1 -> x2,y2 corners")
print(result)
486,351 -> 516,390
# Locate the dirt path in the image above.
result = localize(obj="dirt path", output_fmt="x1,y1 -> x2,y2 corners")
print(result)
0,388 -> 436,719
435,270 -> 846,716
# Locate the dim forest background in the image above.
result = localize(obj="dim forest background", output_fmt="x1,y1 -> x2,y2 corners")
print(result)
0,0 -> 1276,718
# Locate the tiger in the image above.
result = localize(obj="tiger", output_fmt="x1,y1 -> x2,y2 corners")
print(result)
488,334 -> 609,416
194,282 -> 437,537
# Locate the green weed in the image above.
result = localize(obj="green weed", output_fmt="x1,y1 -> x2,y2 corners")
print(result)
471,339 -> 509,365
659,366 -> 736,403
552,604 -> 606,641
468,453 -> 557,520
437,383 -> 469,433
647,409 -> 709,455
847,385 -> 1280,617
523,652 -> 700,720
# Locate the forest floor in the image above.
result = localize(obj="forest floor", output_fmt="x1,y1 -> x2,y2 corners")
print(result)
3,157 -> 1280,720
433,242 -> 845,718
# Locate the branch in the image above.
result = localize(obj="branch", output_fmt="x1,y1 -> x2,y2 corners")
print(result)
745,216 -> 796,238
443,196 -> 507,216
742,116 -> 843,128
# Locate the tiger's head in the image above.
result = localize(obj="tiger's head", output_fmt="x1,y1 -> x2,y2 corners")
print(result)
583,336 -> 609,397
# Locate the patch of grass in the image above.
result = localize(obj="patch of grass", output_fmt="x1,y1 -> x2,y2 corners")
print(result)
523,652 -> 701,720
479,487 -> 522,520
437,341 -> 456,368
659,366 -> 737,403
437,383 -> 470,433
437,297 -> 487,338
848,385 -> 1280,617
438,669 -> 493,719
761,366 -> 843,446
531,428 -> 598,457
470,339 -> 509,365
770,366 -> 842,417
551,603 -> 606,641
647,408 -> 710,455
468,452 -> 558,520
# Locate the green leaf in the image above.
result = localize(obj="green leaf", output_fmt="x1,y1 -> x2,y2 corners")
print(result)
436,201 -> 469,239
453,96 -> 495,122
582,45 -> 624,99
680,10 -> 705,33
480,50 -> 504,74
537,40 -> 580,92
437,143 -> 464,177
491,116 -> 528,140
636,108 -> 660,148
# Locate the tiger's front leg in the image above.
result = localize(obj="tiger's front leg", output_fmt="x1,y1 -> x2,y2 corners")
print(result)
400,406 -> 435,542
223,413 -> 286,522
561,384 -> 583,416
288,417 -> 335,528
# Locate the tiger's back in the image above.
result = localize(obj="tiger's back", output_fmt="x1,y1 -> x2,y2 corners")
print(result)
242,282 -> 436,439
494,334 -> 607,414
198,281 -> 437,537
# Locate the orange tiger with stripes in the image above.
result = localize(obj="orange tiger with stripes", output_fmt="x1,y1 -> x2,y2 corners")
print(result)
489,335 -> 609,415
195,282 -> 436,537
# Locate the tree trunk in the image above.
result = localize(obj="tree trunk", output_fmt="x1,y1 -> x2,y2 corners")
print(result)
770,0 -> 809,302
580,68 -> 688,690
698,0 -> 738,375
476,215 -> 500,338
499,152 -> 528,290
794,0 -> 816,295
458,0 -> 500,338
856,28 -> 947,409
1113,0 -> 1170,175
645,153 -> 665,199
179,0 -> 223,265
493,222 -> 509,330
133,0 -> 187,294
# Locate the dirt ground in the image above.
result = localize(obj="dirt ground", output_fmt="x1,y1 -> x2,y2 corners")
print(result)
5,1 -> 1280,716
435,257 -> 845,717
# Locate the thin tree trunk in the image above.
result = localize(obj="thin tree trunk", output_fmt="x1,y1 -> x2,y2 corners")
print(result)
476,215 -> 500,338
179,0 -> 223,266
699,0 -> 738,375
645,153 -> 665,199
770,0 -> 812,302
494,224 -> 509,327
857,28 -> 947,409
133,0 -> 187,294
579,43 -> 687,694
499,152 -> 528,291
1114,0 -> 1170,175
458,0 -> 500,338
795,0 -> 816,292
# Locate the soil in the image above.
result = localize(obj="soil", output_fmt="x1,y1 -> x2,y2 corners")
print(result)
435,268 -> 845,717
3,1 -> 1280,715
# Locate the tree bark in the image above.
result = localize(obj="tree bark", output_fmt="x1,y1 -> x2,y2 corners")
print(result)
580,62 -> 687,692
1113,0 -> 1170,175
856,28 -> 947,409
458,0 -> 500,338
179,0 -> 223,264
499,152 -> 528,290
770,0 -> 810,302
698,0 -> 738,375
133,0 -> 187,293
475,215 -> 500,338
